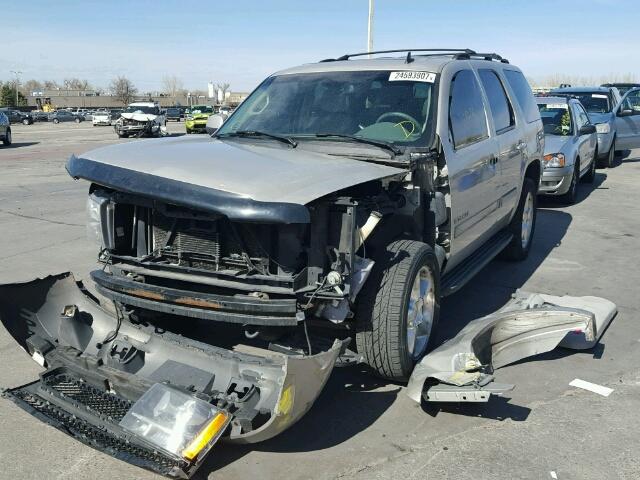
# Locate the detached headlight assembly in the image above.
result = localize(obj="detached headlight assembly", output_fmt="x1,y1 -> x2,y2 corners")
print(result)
595,123 -> 610,134
543,153 -> 566,168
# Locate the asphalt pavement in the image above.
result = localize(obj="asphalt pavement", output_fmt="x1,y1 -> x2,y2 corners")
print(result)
0,122 -> 638,480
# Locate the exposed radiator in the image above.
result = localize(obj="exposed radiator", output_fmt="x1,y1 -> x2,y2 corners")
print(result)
152,212 -> 221,266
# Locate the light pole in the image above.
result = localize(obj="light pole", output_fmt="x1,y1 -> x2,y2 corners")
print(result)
367,0 -> 374,56
10,70 -> 22,106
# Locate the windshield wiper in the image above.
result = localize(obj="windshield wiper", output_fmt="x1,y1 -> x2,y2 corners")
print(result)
216,130 -> 297,148
311,133 -> 402,156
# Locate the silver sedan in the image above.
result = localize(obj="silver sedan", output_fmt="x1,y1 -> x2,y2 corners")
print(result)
536,96 -> 598,204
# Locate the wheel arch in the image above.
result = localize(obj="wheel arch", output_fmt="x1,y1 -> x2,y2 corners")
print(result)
524,160 -> 541,193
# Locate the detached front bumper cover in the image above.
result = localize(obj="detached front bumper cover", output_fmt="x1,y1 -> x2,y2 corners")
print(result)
407,290 -> 616,403
0,273 -> 343,478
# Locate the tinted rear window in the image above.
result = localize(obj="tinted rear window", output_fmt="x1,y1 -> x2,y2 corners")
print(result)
504,70 -> 539,123
478,69 -> 515,133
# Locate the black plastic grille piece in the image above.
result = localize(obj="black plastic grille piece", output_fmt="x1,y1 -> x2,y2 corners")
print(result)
43,373 -> 132,422
9,388 -> 184,476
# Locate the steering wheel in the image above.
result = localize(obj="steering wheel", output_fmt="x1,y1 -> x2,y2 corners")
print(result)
375,112 -> 422,135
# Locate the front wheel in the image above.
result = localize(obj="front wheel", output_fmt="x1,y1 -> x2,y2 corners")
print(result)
53,118 -> 59,124
559,162 -> 579,205
582,149 -> 597,183
2,128 -> 11,146
356,240 -> 440,381
75,118 -> 81,123
501,178 -> 537,261
22,118 -> 30,125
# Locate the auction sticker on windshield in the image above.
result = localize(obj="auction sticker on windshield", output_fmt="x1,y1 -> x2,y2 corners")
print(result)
389,71 -> 436,83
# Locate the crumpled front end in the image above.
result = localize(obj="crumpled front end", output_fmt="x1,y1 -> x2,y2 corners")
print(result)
0,273 -> 343,478
406,290 -> 616,403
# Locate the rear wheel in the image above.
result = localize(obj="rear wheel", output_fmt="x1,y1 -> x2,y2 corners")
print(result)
75,117 -> 81,123
22,118 -> 29,125
356,240 -> 440,381
53,118 -> 59,124
2,128 -> 11,146
502,178 -> 537,261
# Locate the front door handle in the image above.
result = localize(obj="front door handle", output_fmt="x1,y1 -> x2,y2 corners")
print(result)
516,141 -> 527,151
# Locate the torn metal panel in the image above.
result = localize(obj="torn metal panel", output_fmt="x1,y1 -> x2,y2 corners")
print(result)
406,290 -> 617,404
0,273 -> 343,477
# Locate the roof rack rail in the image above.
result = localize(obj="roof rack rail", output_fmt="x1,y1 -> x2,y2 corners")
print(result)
320,48 -> 476,62
454,52 -> 509,63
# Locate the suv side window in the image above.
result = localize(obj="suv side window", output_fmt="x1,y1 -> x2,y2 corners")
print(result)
504,70 -> 539,123
448,70 -> 489,149
478,69 -> 515,133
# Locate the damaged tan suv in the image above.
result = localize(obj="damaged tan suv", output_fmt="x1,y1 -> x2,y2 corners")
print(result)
1,49 -> 550,477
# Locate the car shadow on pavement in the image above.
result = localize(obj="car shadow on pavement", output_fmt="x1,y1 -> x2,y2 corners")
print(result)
196,208 -> 573,477
196,366 -> 399,476
2,142 -> 39,149
538,171 -> 607,208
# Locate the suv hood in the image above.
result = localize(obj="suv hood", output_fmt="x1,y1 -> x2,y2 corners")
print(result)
71,135 -> 406,206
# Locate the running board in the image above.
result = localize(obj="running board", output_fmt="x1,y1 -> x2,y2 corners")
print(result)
441,231 -> 512,296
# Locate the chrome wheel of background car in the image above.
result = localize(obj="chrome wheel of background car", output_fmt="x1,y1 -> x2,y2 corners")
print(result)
406,266 -> 435,359
521,191 -> 534,249
22,119 -> 29,125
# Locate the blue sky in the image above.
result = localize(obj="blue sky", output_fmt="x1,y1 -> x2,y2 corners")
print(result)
2,0 -> 638,92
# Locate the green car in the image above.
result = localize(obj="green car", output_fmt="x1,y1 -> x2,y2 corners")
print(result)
185,105 -> 214,133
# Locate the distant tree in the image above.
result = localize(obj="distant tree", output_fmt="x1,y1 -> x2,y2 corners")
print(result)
162,75 -> 185,98
22,79 -> 43,95
0,84 -> 27,107
109,76 -> 138,105
63,78 -> 92,91
43,80 -> 59,89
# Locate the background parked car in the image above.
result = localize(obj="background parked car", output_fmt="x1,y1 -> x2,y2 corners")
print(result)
48,110 -> 84,124
92,111 -> 112,126
614,87 -> 640,152
0,108 -> 33,125
31,111 -> 49,122
166,107 -> 181,121
601,83 -> 640,96
0,111 -> 11,146
550,86 -> 621,168
536,96 -> 597,203
110,109 -> 123,120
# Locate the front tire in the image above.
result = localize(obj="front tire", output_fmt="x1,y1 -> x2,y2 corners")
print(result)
356,240 -> 440,381
559,161 -> 579,205
22,118 -> 29,125
2,128 -> 11,146
582,149 -> 597,183
75,118 -> 81,123
502,178 -> 537,261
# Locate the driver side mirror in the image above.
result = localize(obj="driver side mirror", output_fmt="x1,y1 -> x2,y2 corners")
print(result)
206,114 -> 225,135
618,108 -> 634,117
579,124 -> 596,135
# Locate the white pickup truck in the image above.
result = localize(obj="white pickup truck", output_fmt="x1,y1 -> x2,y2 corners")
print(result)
113,101 -> 166,138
